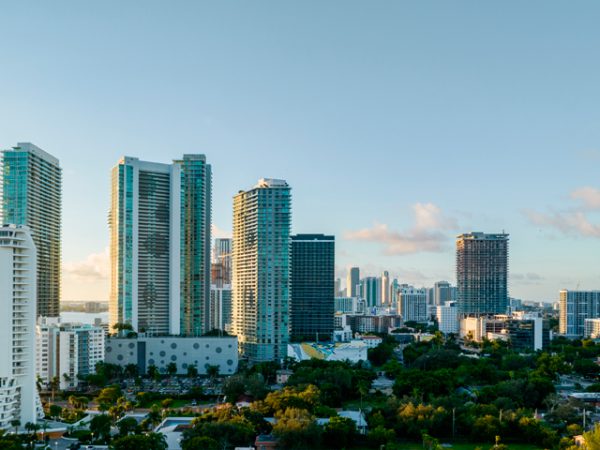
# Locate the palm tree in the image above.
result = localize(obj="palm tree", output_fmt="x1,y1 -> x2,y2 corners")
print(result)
10,419 -> 20,435
49,376 -> 60,403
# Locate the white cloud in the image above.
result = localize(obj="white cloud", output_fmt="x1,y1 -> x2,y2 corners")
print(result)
571,187 -> 600,209
344,203 -> 457,255
212,224 -> 232,239
525,209 -> 600,238
63,248 -> 110,282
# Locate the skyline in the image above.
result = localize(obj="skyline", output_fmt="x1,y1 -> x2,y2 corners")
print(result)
2,2 -> 600,302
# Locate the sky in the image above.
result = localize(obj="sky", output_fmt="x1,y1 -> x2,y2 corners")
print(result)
1,1 -> 600,303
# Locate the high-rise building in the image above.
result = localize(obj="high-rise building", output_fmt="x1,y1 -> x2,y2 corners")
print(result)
232,179 -> 291,362
109,155 -> 211,336
434,281 -> 452,306
456,232 -> 509,316
361,276 -> 381,308
559,290 -> 600,337
347,267 -> 360,298
290,234 -> 335,341
211,238 -> 232,287
381,271 -> 390,305
209,285 -> 232,333
0,225 -> 38,427
398,286 -> 428,322
1,143 -> 62,317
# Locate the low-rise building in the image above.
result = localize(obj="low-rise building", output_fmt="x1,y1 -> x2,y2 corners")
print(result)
36,317 -> 105,389
436,301 -> 459,334
105,336 -> 238,375
584,318 -> 600,339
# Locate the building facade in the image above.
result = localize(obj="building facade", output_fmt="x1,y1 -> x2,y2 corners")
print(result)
109,155 -> 211,336
105,336 -> 238,375
436,301 -> 459,334
456,232 -> 509,316
0,225 -> 37,427
36,318 -> 106,390
211,238 -> 232,288
559,290 -> 600,337
290,234 -> 335,341
209,285 -> 232,333
2,143 -> 62,317
361,276 -> 381,309
398,286 -> 428,322
584,318 -> 600,339
347,267 -> 360,298
232,179 -> 291,362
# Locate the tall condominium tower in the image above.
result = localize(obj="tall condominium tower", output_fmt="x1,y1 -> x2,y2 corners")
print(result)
381,271 -> 390,305
232,179 -> 291,362
211,238 -> 232,288
347,267 -> 360,297
0,225 -> 38,427
109,155 -> 211,336
434,281 -> 452,306
290,234 -> 335,341
559,290 -> 600,337
398,286 -> 428,322
362,276 -> 381,308
456,232 -> 509,315
2,143 -> 62,317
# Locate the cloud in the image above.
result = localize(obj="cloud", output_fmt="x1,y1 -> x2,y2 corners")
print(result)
344,203 -> 458,255
525,186 -> 600,238
571,187 -> 600,209
512,272 -> 544,285
212,224 -> 232,239
524,209 -> 600,238
63,248 -> 110,282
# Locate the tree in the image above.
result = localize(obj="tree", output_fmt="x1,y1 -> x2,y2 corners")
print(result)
181,436 -> 219,450
166,362 -> 177,377
272,407 -> 322,450
124,363 -> 139,378
147,364 -> 160,381
323,416 -> 357,449
89,414 -> 112,443
206,364 -> 220,382
49,376 -> 60,402
9,419 -> 20,435
117,417 -> 140,437
49,404 -> 62,419
96,385 -> 122,411
112,433 -> 167,450
187,364 -> 198,379
583,423 -> 600,449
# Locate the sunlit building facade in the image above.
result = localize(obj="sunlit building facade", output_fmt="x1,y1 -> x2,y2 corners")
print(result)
456,232 -> 509,316
1,143 -> 62,317
109,155 -> 211,336
232,179 -> 291,362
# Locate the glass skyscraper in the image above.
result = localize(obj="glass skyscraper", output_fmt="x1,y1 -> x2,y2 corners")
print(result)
232,179 -> 291,362
456,232 -> 509,316
1,143 -> 62,317
290,234 -> 335,342
109,155 -> 211,336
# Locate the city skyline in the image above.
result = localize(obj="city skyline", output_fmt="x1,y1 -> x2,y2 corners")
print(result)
2,2 -> 600,303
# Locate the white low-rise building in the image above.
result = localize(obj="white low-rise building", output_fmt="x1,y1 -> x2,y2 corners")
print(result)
0,225 -> 38,428
436,301 -> 459,334
584,318 -> 600,339
37,318 -> 105,390
105,336 -> 238,375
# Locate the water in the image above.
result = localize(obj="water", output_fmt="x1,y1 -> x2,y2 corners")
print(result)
60,311 -> 109,325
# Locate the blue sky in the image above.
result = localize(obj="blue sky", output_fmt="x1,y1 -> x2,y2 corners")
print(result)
1,1 -> 599,302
